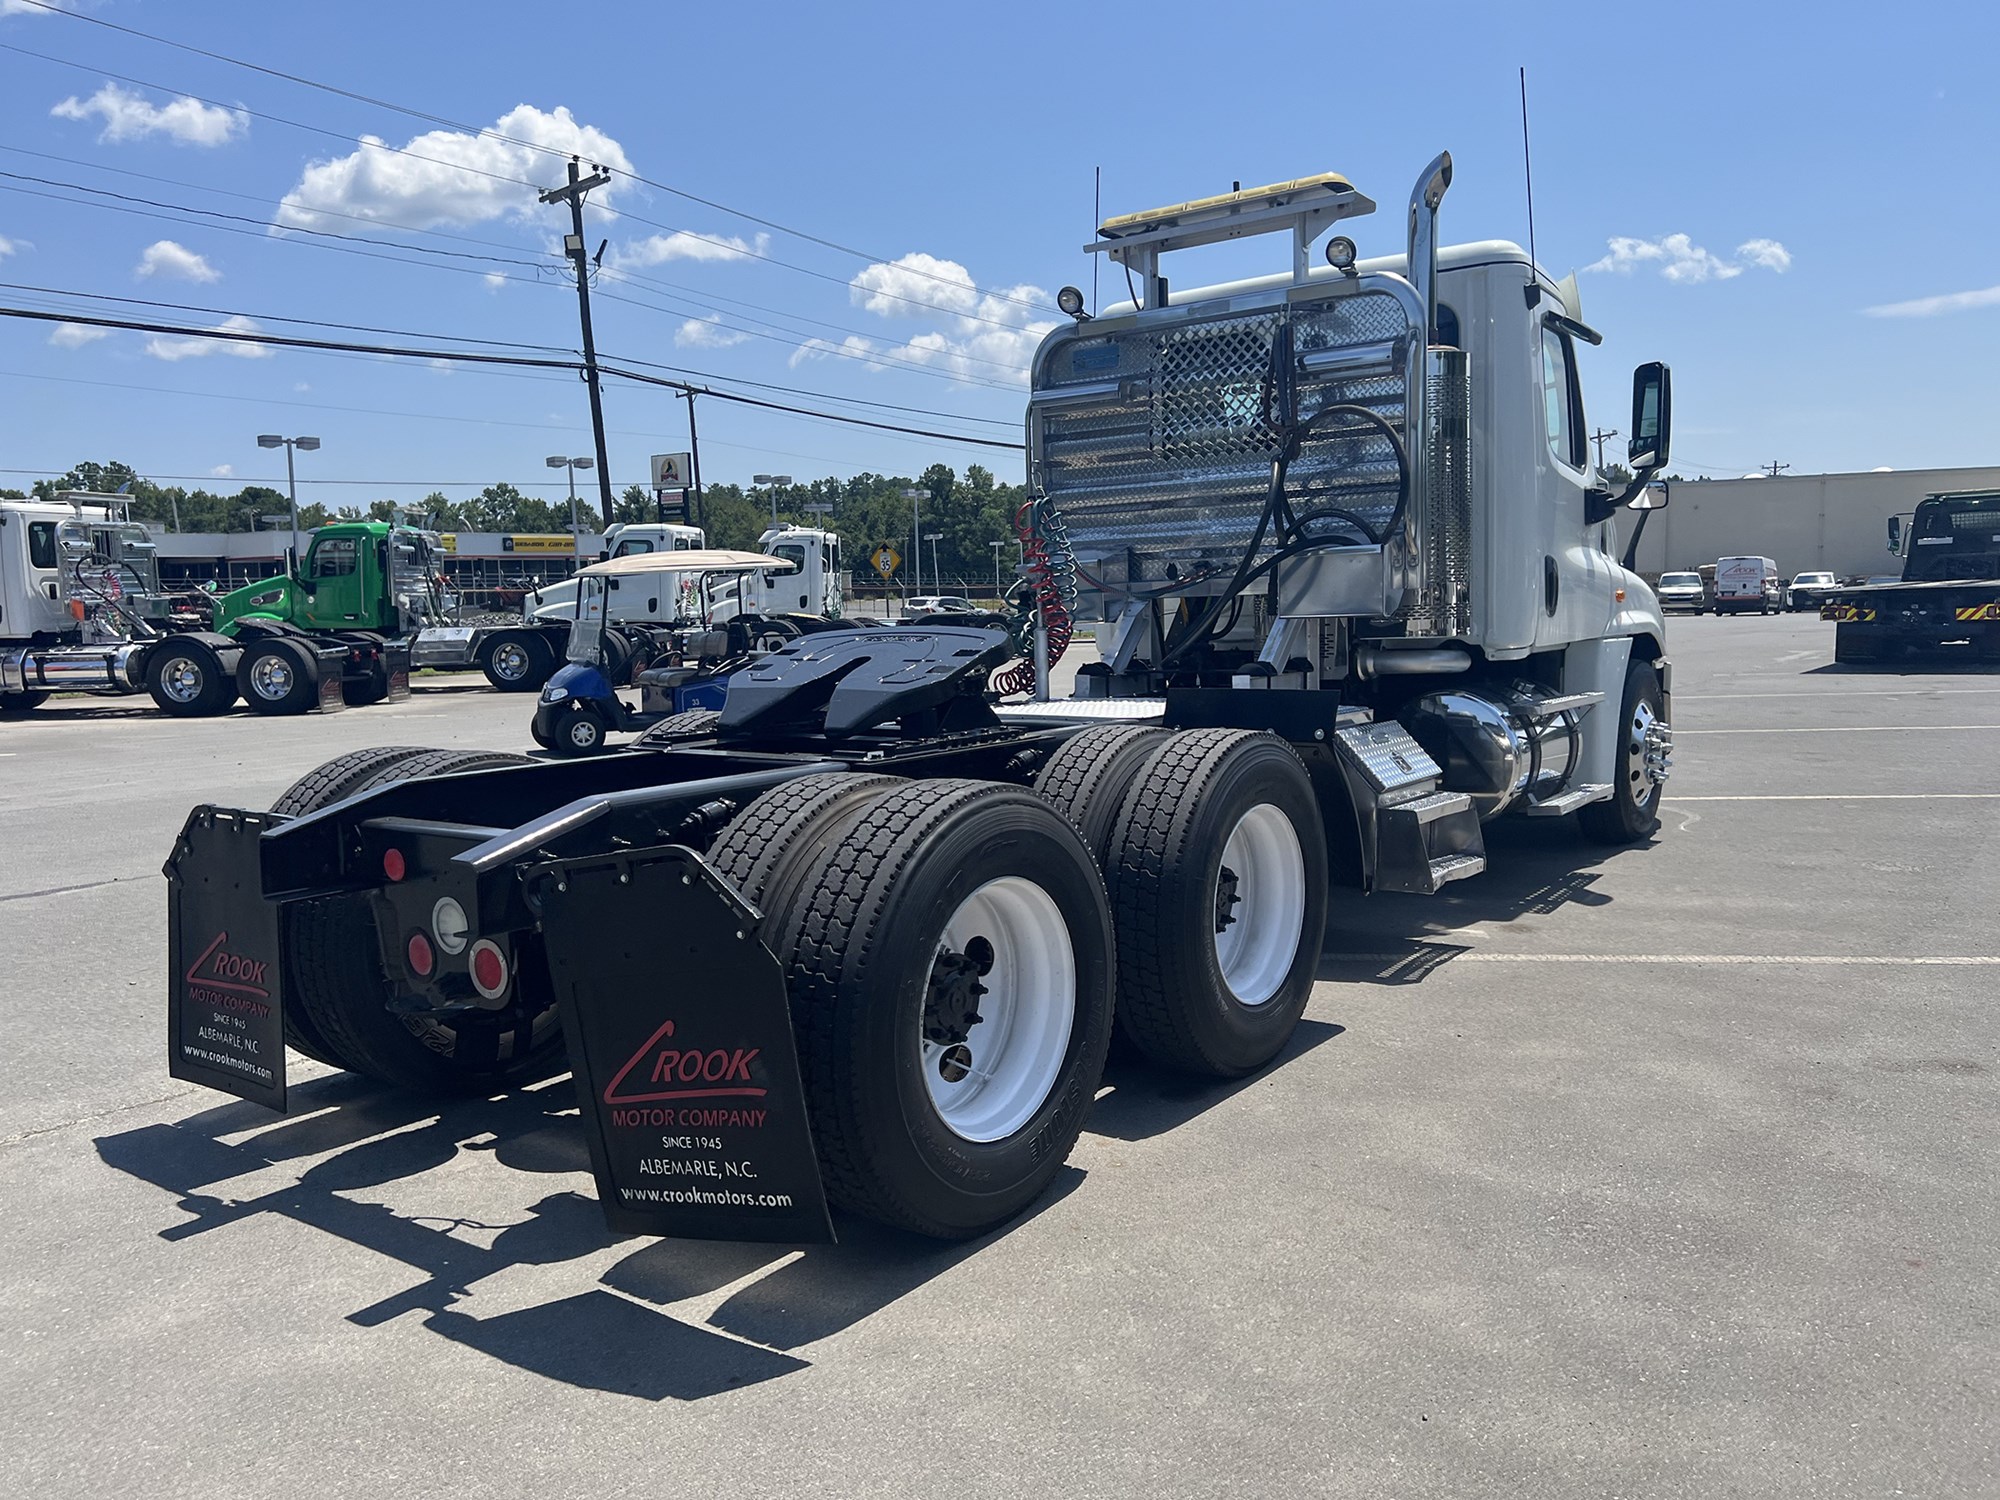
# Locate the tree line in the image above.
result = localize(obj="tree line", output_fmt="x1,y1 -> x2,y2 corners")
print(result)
16,459 -> 1034,594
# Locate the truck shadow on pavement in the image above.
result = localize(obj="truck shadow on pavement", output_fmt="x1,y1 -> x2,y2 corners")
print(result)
93,1071 -> 1080,1401
1316,819 -> 1626,986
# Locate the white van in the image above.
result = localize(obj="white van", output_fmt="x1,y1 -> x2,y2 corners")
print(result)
1714,556 -> 1780,615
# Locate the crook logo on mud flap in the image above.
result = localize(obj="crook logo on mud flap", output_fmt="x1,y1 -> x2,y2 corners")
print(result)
602,1018 -> 764,1107
184,931 -> 272,1013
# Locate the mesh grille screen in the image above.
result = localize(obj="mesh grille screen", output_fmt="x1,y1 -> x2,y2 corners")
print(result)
1035,290 -> 1413,583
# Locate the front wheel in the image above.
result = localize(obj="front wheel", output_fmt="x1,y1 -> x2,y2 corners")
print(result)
146,643 -> 236,716
1579,660 -> 1669,844
546,704 -> 609,756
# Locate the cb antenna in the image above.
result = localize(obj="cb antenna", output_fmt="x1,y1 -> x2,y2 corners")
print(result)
1519,67 -> 1541,309
1091,165 -> 1101,316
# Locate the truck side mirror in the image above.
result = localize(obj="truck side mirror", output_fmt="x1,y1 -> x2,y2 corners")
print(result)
1887,516 -> 1902,555
1628,480 -> 1669,512
1628,362 -> 1672,469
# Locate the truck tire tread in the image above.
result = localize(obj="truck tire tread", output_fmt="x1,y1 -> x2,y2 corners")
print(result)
771,778 -> 1113,1237
1032,724 -> 1173,864
1106,729 -> 1326,1078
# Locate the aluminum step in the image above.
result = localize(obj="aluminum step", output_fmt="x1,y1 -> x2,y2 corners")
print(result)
1425,852 -> 1487,887
1523,782 -> 1613,816
1524,690 -> 1605,716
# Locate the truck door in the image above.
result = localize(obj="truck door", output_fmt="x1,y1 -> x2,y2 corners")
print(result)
771,539 -> 811,612
302,534 -> 363,627
1535,321 -> 1617,645
5,515 -> 69,636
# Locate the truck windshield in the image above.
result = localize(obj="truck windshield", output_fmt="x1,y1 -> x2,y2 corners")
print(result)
1661,573 -> 1699,587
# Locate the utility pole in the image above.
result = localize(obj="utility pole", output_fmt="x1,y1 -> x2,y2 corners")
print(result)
1763,460 -> 1791,480
539,158 -> 615,527
1589,427 -> 1619,469
679,390 -> 705,533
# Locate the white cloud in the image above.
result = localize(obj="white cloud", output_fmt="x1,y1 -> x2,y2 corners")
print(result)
789,334 -> 885,371
48,321 -> 109,348
51,82 -> 246,147
209,464 -> 234,479
1863,283 -> 2000,319
1585,233 -> 1790,284
274,105 -> 632,232
2,0 -> 68,13
851,252 -> 979,316
1736,238 -> 1792,273
143,314 -> 272,362
845,253 -> 1057,385
675,313 -> 749,349
293,382 -> 311,392
136,239 -> 219,283
482,271 -> 507,291
0,233 -> 26,258
611,230 -> 768,267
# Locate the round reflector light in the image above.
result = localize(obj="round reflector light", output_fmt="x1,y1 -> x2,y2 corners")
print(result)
469,939 -> 509,1000
406,931 -> 435,978
382,848 -> 406,882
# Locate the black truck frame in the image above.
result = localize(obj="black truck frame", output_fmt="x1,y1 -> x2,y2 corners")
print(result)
1821,490 -> 2000,664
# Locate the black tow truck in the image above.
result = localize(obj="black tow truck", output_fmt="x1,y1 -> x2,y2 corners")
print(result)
1822,490 -> 2000,664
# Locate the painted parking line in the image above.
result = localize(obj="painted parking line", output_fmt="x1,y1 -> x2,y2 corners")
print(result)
1678,687 -> 2000,701
1326,953 -> 2000,965
1671,793 -> 2000,801
1675,724 -> 2000,735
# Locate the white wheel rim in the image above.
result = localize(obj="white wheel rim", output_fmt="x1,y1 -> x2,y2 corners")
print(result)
566,716 -> 599,748
923,875 -> 1075,1144
1212,802 -> 1306,1007
250,653 -> 293,700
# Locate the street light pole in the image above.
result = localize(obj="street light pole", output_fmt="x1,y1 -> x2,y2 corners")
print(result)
256,433 -> 319,566
990,539 -> 1003,595
546,455 -> 595,564
753,473 -> 793,530
924,532 -> 943,594
899,487 -> 930,601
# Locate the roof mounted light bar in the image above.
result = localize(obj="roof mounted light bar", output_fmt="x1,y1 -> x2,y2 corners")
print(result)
1087,172 -> 1378,309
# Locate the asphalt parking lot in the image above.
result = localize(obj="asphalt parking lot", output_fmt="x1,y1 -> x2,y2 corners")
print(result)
2,615 -> 1994,1499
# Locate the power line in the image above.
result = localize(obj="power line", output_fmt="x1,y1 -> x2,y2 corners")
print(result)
8,0 -> 1060,316
8,278 -> 1021,434
0,281 -> 573,354
0,303 -> 1025,451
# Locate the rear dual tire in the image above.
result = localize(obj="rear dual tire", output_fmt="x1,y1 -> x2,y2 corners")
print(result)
146,644 -> 237,717
720,775 -> 1115,1239
272,747 -> 551,1089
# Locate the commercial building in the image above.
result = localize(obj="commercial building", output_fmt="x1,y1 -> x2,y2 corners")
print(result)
1629,465 -> 2000,580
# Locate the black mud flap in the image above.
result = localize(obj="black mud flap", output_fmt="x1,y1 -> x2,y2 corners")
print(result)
307,639 -> 348,713
163,807 -> 287,1111
525,846 -> 835,1245
382,639 -> 412,702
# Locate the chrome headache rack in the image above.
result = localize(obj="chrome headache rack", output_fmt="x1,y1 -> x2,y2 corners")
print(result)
1026,158 -> 1469,639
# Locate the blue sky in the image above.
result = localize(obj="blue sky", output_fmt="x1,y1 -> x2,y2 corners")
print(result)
1,0 -> 1994,512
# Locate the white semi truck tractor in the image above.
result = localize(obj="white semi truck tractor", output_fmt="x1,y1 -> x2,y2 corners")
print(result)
162,154 -> 1675,1247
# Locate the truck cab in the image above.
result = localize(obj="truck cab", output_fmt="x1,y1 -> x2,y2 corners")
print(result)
525,522 -> 706,624
707,525 -> 842,622
214,521 -> 444,636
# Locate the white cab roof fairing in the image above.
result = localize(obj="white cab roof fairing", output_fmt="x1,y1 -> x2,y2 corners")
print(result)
577,548 -> 787,579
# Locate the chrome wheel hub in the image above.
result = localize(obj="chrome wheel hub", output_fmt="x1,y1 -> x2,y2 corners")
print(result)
249,654 -> 293,700
159,657 -> 202,703
492,642 -> 529,681
1628,699 -> 1672,805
